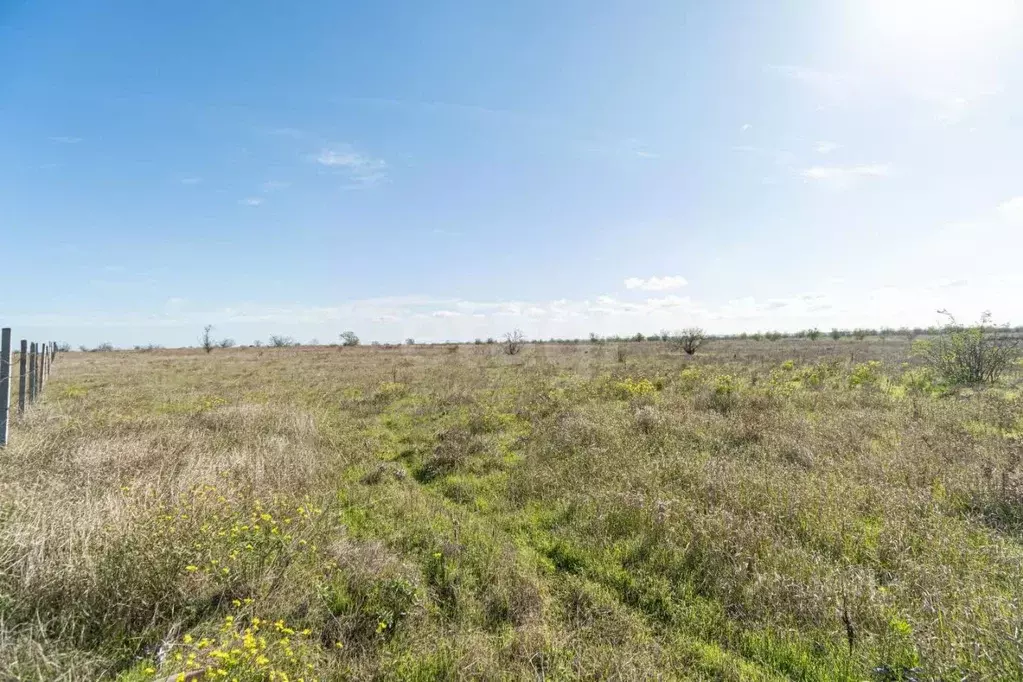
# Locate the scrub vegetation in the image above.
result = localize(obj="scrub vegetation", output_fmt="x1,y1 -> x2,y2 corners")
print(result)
2,331 -> 1022,680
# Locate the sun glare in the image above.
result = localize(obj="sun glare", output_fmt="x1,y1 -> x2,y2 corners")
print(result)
862,0 -> 1018,56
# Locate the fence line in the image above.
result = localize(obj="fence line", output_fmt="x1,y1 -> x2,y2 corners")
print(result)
0,330 -> 59,448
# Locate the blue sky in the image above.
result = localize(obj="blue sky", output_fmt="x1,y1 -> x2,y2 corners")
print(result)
2,0 -> 1021,346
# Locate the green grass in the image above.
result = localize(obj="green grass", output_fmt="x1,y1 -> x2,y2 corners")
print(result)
1,339 -> 1021,680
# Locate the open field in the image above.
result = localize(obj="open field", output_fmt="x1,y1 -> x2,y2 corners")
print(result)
1,339 -> 1022,680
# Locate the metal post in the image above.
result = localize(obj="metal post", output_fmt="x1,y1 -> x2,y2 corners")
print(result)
28,343 -> 36,403
0,329 -> 10,447
18,340 -> 26,415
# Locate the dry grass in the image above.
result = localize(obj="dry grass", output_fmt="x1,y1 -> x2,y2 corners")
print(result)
0,339 -> 1021,680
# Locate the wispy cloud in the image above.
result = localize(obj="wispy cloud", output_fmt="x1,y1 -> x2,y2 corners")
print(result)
814,141 -> 840,154
624,275 -> 688,291
49,136 -> 82,144
239,197 -> 264,206
261,180 -> 290,192
580,136 -> 659,160
316,146 -> 388,188
767,65 -> 851,105
740,123 -> 752,133
265,127 -> 306,138
180,177 -> 202,185
800,164 -> 891,189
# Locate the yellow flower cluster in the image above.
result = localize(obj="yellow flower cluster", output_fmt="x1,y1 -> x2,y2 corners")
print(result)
137,485 -> 328,582
144,612 -> 320,682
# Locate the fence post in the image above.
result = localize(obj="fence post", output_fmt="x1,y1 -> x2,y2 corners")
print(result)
28,343 -> 36,403
37,343 -> 43,395
0,329 -> 10,447
18,340 -> 26,415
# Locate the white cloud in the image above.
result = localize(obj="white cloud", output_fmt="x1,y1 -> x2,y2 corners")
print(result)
997,196 -> 1023,222
740,123 -> 752,132
49,136 -> 81,144
180,177 -> 202,185
624,275 -> 688,291
261,180 -> 290,192
814,141 -> 840,154
800,164 -> 891,188
316,146 -> 387,187
432,310 -> 461,318
239,197 -> 263,206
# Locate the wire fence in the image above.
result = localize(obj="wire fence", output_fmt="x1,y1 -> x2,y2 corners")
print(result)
0,328 -> 59,448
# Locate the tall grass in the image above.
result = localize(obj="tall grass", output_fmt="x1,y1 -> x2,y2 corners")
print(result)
0,340 -> 1021,679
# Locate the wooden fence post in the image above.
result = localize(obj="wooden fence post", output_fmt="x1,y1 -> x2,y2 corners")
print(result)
0,328 -> 10,447
37,343 -> 43,395
18,340 -> 26,415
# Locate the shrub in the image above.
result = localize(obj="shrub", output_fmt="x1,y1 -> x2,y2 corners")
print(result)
830,328 -> 841,341
849,361 -> 883,387
218,338 -> 236,349
201,325 -> 214,353
709,374 -> 739,413
807,328 -> 821,341
613,377 -> 657,400
340,331 -> 360,347
616,345 -> 628,363
852,329 -> 869,341
405,338 -> 415,346
915,311 -> 1021,385
504,330 -> 525,355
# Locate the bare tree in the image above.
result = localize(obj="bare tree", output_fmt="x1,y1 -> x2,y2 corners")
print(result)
504,329 -> 525,355
681,328 -> 705,355
201,325 -> 214,353
218,338 -> 236,349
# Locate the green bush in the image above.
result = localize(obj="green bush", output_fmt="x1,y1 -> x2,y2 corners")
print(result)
915,312 -> 1021,385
